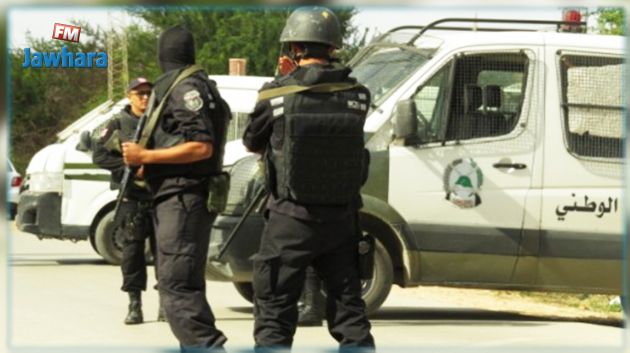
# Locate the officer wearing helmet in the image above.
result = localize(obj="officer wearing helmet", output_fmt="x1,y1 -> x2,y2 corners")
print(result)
243,7 -> 375,351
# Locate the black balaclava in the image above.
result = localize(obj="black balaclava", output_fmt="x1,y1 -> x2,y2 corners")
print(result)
158,25 -> 196,73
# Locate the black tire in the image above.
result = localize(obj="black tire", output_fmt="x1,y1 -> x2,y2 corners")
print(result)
361,237 -> 393,314
89,233 -> 100,255
233,282 -> 254,303
94,208 -> 154,265
230,240 -> 393,314
94,209 -> 123,265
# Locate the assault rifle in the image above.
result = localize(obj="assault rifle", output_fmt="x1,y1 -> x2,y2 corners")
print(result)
112,95 -> 152,225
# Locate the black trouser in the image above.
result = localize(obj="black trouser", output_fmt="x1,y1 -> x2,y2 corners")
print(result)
252,210 -> 374,351
117,199 -> 156,292
299,266 -> 324,315
154,190 -> 227,351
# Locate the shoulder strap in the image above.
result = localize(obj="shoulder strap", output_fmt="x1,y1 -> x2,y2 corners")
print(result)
256,82 -> 359,103
138,64 -> 204,147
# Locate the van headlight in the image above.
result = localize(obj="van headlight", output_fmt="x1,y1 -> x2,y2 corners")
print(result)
28,172 -> 64,193
223,155 -> 262,216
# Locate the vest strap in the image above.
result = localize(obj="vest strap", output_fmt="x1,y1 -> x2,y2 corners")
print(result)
256,82 -> 359,103
138,65 -> 204,148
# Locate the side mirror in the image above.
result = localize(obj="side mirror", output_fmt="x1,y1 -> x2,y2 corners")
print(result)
393,99 -> 418,140
76,130 -> 92,152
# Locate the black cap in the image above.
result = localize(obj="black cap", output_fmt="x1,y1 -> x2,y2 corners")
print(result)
127,77 -> 152,93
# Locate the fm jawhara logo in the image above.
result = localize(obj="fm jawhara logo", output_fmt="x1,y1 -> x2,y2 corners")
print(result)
22,22 -> 107,69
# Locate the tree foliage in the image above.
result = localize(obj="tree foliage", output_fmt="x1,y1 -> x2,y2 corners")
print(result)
134,7 -> 357,76
10,21 -> 109,172
591,7 -> 625,35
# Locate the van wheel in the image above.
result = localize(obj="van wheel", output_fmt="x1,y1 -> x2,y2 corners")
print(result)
231,239 -> 393,314
362,237 -> 394,314
89,233 -> 100,255
233,282 -> 254,303
94,209 -> 123,265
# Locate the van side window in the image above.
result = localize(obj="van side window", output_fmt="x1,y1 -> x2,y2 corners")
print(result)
411,63 -> 452,142
559,54 -> 624,159
445,53 -> 528,141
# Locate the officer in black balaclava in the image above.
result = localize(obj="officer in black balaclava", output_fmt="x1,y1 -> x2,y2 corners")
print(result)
243,7 -> 375,352
122,25 -> 229,352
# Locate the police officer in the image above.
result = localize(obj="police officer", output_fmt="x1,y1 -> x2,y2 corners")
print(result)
122,25 -> 228,352
92,77 -> 161,325
243,7 -> 375,351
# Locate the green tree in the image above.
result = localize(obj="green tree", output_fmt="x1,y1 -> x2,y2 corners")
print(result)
133,6 -> 357,76
590,7 -> 625,35
10,21 -> 109,172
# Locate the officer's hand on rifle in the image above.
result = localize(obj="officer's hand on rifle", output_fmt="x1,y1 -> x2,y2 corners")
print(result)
136,166 -> 144,179
278,55 -> 297,76
122,142 -> 146,166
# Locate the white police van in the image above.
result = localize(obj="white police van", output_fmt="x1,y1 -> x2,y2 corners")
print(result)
16,75 -> 271,264
205,18 -> 625,313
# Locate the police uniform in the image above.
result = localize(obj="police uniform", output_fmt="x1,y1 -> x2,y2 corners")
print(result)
92,105 -> 157,298
243,62 -> 374,350
145,26 -> 228,351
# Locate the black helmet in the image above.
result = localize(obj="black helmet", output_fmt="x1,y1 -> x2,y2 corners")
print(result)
280,7 -> 342,49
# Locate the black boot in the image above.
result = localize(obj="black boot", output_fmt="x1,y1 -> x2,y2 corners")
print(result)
297,268 -> 325,326
124,291 -> 143,325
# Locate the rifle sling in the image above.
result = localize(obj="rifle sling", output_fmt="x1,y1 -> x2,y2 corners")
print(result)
138,65 -> 204,148
256,82 -> 359,103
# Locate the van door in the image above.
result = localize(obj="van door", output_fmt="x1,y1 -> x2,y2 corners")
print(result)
537,50 -> 624,293
388,49 -> 540,285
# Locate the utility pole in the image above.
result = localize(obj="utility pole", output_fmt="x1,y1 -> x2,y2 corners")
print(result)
107,10 -> 129,102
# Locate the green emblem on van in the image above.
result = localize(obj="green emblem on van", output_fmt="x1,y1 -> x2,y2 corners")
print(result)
444,158 -> 483,209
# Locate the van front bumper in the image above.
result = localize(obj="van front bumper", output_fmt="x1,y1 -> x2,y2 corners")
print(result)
17,191 -> 62,236
16,191 -> 89,240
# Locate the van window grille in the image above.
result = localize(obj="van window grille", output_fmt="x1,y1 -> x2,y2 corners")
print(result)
412,52 -> 529,142
559,54 -> 625,159
226,112 -> 249,142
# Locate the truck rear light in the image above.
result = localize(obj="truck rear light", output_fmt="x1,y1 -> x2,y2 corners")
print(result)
11,175 -> 23,187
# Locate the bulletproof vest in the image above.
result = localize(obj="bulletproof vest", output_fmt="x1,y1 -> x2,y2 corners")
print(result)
267,80 -> 369,206
118,112 -> 139,142
150,73 -> 230,178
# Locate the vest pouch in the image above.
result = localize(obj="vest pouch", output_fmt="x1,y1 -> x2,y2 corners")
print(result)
206,172 -> 230,213
357,233 -> 375,280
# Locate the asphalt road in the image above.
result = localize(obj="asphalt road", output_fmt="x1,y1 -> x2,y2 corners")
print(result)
2,223 -> 627,353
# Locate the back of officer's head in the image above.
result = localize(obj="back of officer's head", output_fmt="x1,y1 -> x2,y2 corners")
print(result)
158,25 -> 195,73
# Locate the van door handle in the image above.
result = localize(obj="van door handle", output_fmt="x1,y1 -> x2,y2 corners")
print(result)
493,163 -> 527,170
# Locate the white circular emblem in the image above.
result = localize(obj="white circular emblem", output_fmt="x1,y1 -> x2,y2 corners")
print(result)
183,89 -> 203,112
443,158 -> 483,208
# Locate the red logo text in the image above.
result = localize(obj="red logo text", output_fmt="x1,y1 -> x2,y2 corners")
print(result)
52,23 -> 81,43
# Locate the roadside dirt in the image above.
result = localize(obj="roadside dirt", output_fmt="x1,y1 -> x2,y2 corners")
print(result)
396,285 -> 623,325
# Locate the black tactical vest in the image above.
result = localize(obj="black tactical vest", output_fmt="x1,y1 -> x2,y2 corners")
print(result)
118,110 -> 139,142
266,78 -> 370,206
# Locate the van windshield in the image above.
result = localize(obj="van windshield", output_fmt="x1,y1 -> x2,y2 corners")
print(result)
350,46 -> 431,106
